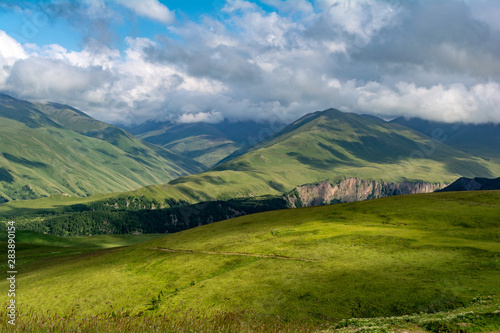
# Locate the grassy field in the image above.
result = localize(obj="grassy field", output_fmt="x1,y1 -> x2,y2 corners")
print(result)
1,191 -> 499,331
0,193 -> 118,218
0,231 -> 165,276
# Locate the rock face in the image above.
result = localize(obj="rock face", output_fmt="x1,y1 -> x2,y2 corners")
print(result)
285,177 -> 446,208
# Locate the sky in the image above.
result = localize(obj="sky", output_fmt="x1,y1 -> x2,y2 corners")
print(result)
0,0 -> 499,126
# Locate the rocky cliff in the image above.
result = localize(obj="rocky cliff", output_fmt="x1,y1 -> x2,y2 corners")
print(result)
285,177 -> 446,208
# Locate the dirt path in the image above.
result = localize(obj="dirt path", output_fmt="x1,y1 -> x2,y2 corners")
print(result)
150,247 -> 318,262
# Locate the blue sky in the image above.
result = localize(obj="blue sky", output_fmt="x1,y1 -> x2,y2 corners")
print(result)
0,0 -> 499,125
0,1 -> 275,52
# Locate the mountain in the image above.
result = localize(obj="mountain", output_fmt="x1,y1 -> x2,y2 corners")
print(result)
167,108 -> 499,201
2,107 -> 499,214
390,117 -> 500,163
210,108 -> 499,186
130,119 -> 284,167
7,190 -> 500,330
0,94 -> 204,201
439,176 -> 500,192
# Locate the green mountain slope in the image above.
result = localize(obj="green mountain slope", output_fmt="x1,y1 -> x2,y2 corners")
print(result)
390,117 -> 500,163
4,191 -> 499,330
2,108 -> 499,215
160,108 -> 500,202
133,120 -> 239,167
0,94 -> 204,201
131,120 -> 282,167
36,101 -> 206,173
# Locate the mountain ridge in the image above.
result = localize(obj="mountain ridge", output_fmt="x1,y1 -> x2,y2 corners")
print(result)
390,116 -> 500,163
0,94 -> 204,200
131,119 -> 284,167
438,176 -> 500,192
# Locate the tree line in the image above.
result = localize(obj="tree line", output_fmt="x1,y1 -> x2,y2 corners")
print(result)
15,197 -> 289,236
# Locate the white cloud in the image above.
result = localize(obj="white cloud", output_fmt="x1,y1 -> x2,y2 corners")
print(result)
177,111 -> 224,124
0,30 -> 28,63
356,81 -> 500,124
0,1 -> 499,126
0,30 -> 28,87
317,0 -> 399,42
113,0 -> 175,24
222,0 -> 258,14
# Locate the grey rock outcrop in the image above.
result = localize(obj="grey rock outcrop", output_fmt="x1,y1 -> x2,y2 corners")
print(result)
285,177 -> 445,208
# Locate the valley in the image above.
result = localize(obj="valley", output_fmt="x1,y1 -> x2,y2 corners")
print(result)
1,99 -> 499,333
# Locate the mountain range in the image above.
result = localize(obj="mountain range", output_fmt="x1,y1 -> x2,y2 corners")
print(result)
130,108 -> 499,205
129,119 -> 284,168
390,117 -> 500,163
0,94 -> 204,201
1,94 -> 499,211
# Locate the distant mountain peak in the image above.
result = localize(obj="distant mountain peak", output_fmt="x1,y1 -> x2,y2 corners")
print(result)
439,177 -> 500,192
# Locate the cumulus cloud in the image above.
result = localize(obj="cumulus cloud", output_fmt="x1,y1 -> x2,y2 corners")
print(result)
0,0 -> 499,125
0,30 -> 28,61
356,81 -> 500,124
113,0 -> 175,24
0,30 -> 28,87
177,111 -> 224,124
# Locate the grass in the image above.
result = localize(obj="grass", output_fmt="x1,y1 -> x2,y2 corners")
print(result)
0,95 -> 204,201
164,134 -> 239,168
0,231 -> 165,275
1,191 -> 498,331
0,193 -> 117,218
2,301 -> 497,332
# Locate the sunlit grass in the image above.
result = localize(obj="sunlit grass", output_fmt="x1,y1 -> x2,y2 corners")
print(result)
1,191 -> 498,331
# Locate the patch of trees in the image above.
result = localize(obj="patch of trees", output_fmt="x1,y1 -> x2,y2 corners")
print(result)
69,196 -> 191,213
20,197 -> 289,236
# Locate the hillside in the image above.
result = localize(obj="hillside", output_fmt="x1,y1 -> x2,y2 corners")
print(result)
0,94 -> 204,201
439,177 -> 500,192
390,117 -> 500,163
2,178 -> 445,236
2,108 -> 499,216
159,108 -> 500,202
3,191 -> 499,331
131,120 -> 283,167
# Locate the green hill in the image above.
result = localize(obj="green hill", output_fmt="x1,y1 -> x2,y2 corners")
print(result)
3,191 -> 499,331
131,120 -> 282,168
133,120 -> 240,167
2,108 -> 499,217
0,94 -> 204,201
390,117 -> 500,163
157,108 -> 500,202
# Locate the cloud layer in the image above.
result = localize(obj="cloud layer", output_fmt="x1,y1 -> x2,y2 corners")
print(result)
0,0 -> 499,125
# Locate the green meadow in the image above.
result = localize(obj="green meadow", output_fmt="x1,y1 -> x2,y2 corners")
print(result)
1,191 -> 499,332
